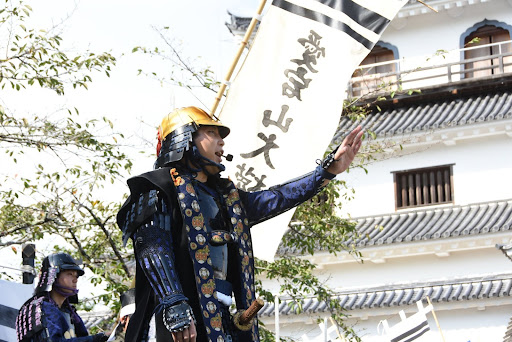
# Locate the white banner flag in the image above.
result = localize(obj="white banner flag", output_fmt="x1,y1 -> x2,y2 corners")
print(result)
0,279 -> 33,342
380,300 -> 433,342
220,0 -> 407,261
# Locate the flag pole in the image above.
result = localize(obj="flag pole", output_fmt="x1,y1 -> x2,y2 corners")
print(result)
210,0 -> 268,119
416,0 -> 439,12
426,296 -> 446,342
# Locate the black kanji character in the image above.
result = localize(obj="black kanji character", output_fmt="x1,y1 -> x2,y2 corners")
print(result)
235,163 -> 267,191
262,105 -> 292,133
292,30 -> 325,73
282,67 -> 311,101
240,133 -> 279,169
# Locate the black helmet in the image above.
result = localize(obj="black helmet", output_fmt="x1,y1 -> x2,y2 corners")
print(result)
34,252 -> 84,295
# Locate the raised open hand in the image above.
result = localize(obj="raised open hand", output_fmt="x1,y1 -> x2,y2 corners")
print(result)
326,125 -> 363,176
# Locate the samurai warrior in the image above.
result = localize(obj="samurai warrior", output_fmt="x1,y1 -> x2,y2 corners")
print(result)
117,106 -> 363,342
16,252 -> 108,342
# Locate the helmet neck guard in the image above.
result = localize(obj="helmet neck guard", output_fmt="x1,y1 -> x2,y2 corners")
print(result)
155,123 -> 196,169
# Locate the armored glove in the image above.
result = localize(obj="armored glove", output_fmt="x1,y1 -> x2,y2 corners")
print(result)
163,301 -> 195,333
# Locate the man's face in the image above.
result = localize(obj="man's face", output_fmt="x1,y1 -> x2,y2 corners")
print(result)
194,126 -> 225,173
56,269 -> 79,293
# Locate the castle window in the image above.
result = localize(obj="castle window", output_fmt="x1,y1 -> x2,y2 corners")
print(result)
351,44 -> 398,97
464,25 -> 511,78
393,165 -> 454,210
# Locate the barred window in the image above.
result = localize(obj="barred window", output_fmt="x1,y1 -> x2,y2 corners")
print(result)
393,165 -> 454,210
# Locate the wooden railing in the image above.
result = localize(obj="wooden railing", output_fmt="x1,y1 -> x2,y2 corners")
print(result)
347,40 -> 512,98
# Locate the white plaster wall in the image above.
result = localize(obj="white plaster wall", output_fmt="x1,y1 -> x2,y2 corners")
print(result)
339,134 -> 512,218
383,0 -> 512,58
315,247 -> 512,290
261,304 -> 512,342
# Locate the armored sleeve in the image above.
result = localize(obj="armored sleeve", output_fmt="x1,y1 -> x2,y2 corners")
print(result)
239,165 -> 335,226
132,194 -> 197,333
132,193 -> 188,308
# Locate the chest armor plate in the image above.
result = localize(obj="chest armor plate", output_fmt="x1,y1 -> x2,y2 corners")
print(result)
195,186 -> 228,280
62,311 -> 77,339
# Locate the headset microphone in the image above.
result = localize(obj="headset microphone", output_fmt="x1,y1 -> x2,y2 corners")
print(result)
223,154 -> 233,162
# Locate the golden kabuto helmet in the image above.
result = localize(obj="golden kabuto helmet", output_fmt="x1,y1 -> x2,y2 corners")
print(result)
155,106 -> 230,168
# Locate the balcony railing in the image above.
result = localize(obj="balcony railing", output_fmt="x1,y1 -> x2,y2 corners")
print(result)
347,40 -> 512,99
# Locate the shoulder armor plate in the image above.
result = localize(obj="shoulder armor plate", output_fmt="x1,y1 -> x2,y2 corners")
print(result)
16,296 -> 45,342
121,190 -> 158,245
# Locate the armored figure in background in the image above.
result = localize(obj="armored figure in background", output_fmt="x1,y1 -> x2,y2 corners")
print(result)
108,288 -> 136,342
16,252 -> 108,342
117,106 -> 363,342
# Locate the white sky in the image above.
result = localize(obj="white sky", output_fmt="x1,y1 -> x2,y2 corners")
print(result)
0,0 -> 262,283
10,0 -> 261,174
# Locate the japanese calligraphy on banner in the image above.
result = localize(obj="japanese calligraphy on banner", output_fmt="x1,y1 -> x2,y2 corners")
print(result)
219,0 -> 407,261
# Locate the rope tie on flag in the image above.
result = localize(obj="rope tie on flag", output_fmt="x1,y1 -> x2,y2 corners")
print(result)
254,13 -> 263,21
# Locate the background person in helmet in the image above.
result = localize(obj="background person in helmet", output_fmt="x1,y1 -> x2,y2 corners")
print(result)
107,288 -> 136,342
16,252 -> 108,342
117,106 -> 363,342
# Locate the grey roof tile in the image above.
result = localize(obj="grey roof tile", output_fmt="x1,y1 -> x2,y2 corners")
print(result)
401,289 -> 414,305
440,285 -> 452,301
470,283 -> 483,299
450,284 -> 463,301
461,283 -> 473,300
412,288 -> 424,303
353,293 -> 367,309
302,298 -> 314,312
501,279 -> 512,296
260,275 -> 512,317
279,200 -> 512,256
353,199 -> 512,248
345,294 -> 358,310
362,292 -> 376,309
334,91 -> 512,142
392,289 -> 405,306
338,295 -> 350,309
480,281 -> 493,299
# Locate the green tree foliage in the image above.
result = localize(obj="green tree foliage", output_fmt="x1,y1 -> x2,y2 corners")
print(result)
255,177 -> 363,342
0,0 -> 132,320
